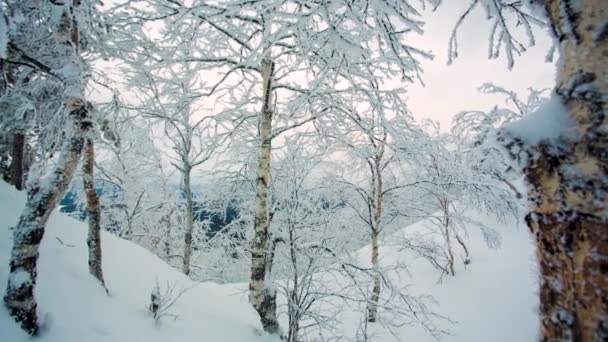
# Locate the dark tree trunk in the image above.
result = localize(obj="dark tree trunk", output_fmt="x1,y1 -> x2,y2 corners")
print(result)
9,131 -> 25,190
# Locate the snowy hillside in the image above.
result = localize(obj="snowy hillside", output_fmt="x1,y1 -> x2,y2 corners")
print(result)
350,213 -> 540,341
0,181 -> 539,341
0,182 -> 270,342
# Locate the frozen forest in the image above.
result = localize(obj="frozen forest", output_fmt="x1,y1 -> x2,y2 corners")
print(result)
0,0 -> 606,341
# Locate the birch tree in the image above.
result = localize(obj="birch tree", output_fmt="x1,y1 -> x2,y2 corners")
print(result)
111,0 -> 433,333
450,1 -> 607,339
324,88 -> 426,322
2,0 -> 108,334
124,59 -> 222,276
515,2 -> 607,340
406,130 -> 516,276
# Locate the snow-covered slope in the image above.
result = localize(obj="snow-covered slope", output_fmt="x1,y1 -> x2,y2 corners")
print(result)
0,182 -> 269,342
345,212 -> 540,341
0,181 -> 539,341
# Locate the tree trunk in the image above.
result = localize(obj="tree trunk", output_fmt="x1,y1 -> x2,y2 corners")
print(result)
367,228 -> 381,322
249,58 -> 281,335
3,97 -> 89,335
444,225 -> 455,276
440,199 -> 456,276
454,231 -> 470,264
82,139 -> 106,289
163,208 -> 174,261
182,166 -> 194,275
525,1 -> 607,340
367,156 -> 383,323
9,131 -> 25,190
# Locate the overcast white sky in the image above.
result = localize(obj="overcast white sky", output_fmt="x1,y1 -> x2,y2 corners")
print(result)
404,1 -> 556,130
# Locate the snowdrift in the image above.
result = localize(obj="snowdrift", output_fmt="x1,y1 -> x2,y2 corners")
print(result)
0,182 -> 268,342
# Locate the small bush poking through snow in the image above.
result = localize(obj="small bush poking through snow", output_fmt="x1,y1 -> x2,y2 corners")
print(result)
148,279 -> 197,325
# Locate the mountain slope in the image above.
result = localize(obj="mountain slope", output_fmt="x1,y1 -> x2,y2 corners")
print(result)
0,181 -> 539,341
347,211 -> 540,341
0,182 -> 269,342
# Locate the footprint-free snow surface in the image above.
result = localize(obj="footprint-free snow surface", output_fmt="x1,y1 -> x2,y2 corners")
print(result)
0,181 -> 538,341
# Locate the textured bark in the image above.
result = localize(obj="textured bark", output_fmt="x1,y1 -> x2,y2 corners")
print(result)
4,98 -> 89,335
9,131 -> 26,190
524,1 -> 608,341
4,1 -> 87,333
249,59 -> 281,335
182,166 -> 194,275
82,139 -> 106,289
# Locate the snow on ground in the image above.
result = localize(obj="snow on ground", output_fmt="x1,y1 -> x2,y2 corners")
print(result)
0,182 -> 271,342
0,181 -> 539,341
347,212 -> 540,341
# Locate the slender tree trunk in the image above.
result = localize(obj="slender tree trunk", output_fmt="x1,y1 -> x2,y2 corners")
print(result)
367,156 -> 383,322
444,224 -> 455,276
82,139 -> 106,289
454,231 -> 470,264
367,227 -> 381,322
182,166 -> 194,275
524,2 -> 607,340
249,58 -> 281,335
163,208 -> 174,260
9,131 -> 25,190
4,98 -> 89,335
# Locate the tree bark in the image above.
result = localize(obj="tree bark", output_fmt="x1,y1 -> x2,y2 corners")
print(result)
367,227 -> 381,322
525,1 -> 607,340
4,1 -> 87,333
249,58 -> 281,335
9,131 -> 26,190
182,166 -> 194,275
4,97 -> 89,335
82,139 -> 106,289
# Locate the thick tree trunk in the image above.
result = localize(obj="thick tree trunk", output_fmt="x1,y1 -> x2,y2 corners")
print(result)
182,166 -> 194,275
249,59 -> 281,335
4,97 -> 89,335
525,1 -> 607,341
9,131 -> 25,190
82,139 -> 106,289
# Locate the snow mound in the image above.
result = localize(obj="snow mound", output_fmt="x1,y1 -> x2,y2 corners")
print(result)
0,182 -> 271,342
504,94 -> 574,145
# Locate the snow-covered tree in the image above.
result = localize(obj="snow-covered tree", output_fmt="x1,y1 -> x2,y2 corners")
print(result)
2,0 -> 110,334
404,129 -> 517,276
449,1 -> 608,338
